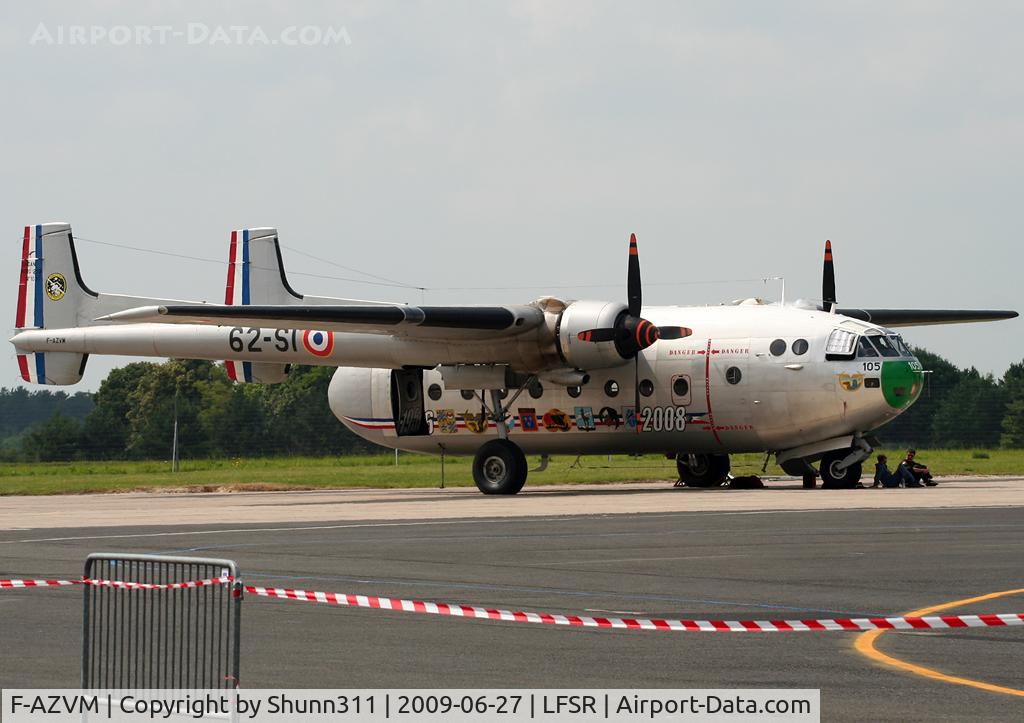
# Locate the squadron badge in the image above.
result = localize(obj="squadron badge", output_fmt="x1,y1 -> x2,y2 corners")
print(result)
838,373 -> 864,392
542,408 -> 571,432
45,273 -> 67,301
462,410 -> 488,434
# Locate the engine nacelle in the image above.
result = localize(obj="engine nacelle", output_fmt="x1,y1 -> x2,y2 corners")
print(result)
555,300 -> 631,371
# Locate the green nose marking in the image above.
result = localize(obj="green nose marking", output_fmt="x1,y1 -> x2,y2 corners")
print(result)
882,360 -> 924,409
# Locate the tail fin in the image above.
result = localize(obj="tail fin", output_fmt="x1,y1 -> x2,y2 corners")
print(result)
223,228 -> 295,384
225,227 -> 302,307
219,226 -> 396,383
15,223 -> 93,384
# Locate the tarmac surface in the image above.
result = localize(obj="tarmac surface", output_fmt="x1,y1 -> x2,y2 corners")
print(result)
2,479 -> 1023,721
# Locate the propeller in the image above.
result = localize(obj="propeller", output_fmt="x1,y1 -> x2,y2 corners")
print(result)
576,233 -> 693,430
822,239 -> 836,311
576,233 -> 692,354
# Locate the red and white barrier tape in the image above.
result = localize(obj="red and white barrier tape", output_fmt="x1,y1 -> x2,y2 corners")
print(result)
0,579 -> 81,588
6,578 -> 1023,632
244,585 -> 1024,633
84,576 -> 232,590
1,577 -> 232,590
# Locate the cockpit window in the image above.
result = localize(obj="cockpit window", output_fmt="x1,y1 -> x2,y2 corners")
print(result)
869,334 -> 900,358
891,335 -> 912,357
857,336 -> 879,358
825,329 -> 857,359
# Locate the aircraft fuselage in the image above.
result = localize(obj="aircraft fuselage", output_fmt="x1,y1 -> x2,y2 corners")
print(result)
328,303 -> 924,457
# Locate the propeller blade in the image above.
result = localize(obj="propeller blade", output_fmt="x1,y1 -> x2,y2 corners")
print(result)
656,326 -> 693,340
577,328 -> 617,343
627,232 -> 642,317
822,239 -> 836,310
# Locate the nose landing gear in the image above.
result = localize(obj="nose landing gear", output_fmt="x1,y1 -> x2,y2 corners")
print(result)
819,448 -> 865,488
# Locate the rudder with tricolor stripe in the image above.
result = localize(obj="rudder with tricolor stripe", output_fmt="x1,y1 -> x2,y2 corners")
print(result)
223,227 -> 296,384
14,223 -> 93,384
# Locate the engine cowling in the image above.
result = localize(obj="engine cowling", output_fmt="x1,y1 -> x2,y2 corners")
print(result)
555,300 -> 631,371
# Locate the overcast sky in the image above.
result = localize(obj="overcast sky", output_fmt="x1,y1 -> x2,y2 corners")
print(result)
3,1 -> 1021,390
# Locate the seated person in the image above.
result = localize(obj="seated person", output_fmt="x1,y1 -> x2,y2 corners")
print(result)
873,455 -> 914,488
901,449 -> 937,487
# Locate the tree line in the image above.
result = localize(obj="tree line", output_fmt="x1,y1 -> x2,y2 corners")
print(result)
1,361 -> 374,462
1,348 -> 1022,463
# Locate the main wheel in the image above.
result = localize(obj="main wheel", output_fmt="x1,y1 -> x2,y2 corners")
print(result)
473,439 -> 528,495
819,450 -> 863,488
676,453 -> 730,487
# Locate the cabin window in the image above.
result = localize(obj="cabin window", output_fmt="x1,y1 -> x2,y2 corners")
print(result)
726,366 -> 742,385
427,383 -> 443,401
673,377 -> 689,397
770,339 -> 787,356
567,385 -> 582,398
639,379 -> 654,397
528,380 -> 544,398
792,338 -> 809,355
460,389 -> 475,400
605,379 -> 620,397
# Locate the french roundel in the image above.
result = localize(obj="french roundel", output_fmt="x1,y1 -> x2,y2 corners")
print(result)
302,329 -> 334,357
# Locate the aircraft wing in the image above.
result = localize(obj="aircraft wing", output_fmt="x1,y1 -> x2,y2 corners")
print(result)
96,303 -> 545,339
836,308 -> 1019,327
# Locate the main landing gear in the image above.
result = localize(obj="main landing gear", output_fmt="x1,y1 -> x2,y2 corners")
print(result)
470,381 -> 534,495
472,439 -> 528,495
676,453 -> 731,487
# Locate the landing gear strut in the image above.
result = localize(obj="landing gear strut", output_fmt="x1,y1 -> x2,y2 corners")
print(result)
473,439 -> 528,495
677,453 -> 731,487
469,379 -> 534,495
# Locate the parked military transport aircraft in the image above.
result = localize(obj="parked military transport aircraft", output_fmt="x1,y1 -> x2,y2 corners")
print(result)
10,223 -> 1017,493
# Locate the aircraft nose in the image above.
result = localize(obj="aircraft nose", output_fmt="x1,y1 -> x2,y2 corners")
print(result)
881,360 -> 925,409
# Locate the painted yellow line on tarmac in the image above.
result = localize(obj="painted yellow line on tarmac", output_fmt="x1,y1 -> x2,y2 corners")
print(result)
854,588 -> 1024,697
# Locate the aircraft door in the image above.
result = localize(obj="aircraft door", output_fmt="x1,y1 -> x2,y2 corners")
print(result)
706,338 -> 756,445
749,336 -> 796,448
390,369 -> 430,437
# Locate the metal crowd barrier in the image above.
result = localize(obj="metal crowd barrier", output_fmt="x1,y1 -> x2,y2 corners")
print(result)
81,553 -> 242,689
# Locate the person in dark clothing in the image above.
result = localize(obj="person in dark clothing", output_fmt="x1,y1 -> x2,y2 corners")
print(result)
873,455 -> 915,488
901,449 -> 937,486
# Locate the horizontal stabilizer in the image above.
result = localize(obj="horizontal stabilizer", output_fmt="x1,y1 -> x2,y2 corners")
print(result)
225,360 -> 290,383
837,308 -> 1018,327
17,351 -> 88,385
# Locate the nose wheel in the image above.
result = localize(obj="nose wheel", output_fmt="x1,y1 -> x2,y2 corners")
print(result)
819,450 -> 864,488
473,439 -> 528,495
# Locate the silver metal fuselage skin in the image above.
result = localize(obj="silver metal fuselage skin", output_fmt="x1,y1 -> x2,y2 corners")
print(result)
12,302 -> 921,457
328,304 -> 920,455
